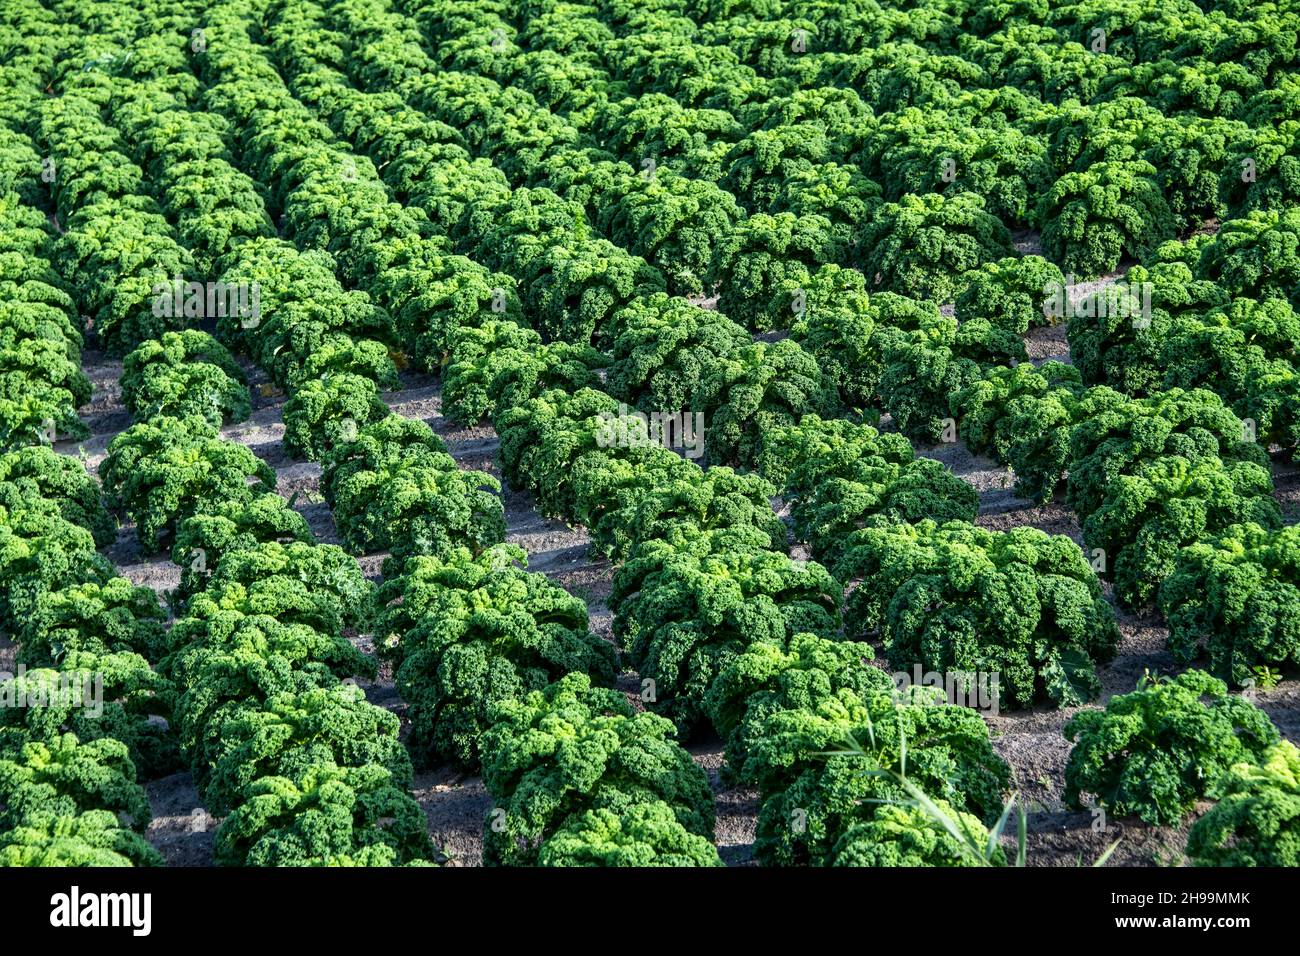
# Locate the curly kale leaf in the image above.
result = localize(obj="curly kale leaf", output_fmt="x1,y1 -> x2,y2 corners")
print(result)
1161,522 -> 1300,686
101,416 -> 277,552
1187,741 -> 1300,867
536,801 -> 725,867
213,760 -> 432,866
376,545 -> 617,768
1064,669 -> 1280,826
0,445 -> 115,548
121,330 -> 250,426
613,525 -> 841,732
837,520 -> 1119,708
478,672 -> 714,867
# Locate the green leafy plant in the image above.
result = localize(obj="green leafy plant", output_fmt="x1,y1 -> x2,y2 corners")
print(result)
0,808 -> 163,867
743,684 -> 1010,865
1161,523 -> 1300,686
707,211 -> 840,330
0,445 -> 115,548
375,545 -> 617,768
954,255 -> 1065,333
536,801 -> 725,867
950,361 -> 1086,503
201,685 -> 412,817
282,372 -> 389,462
101,416 -> 277,552
877,312 -> 1026,442
1064,669 -> 1280,826
837,520 -> 1119,708
20,576 -> 167,664
614,525 -> 842,732
1187,741 -> 1300,867
478,672 -> 715,867
169,494 -> 315,608
121,330 -> 250,426
322,415 -> 503,567
213,760 -> 432,867
693,339 -> 841,467
858,191 -> 1014,303
759,415 -> 978,564
1037,160 -> 1176,277
0,503 -> 114,635
606,294 -> 751,413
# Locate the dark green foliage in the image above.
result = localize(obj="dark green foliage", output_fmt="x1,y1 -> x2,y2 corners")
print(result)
1067,259 -> 1230,397
0,503 -> 113,636
0,445 -> 114,548
707,211 -> 841,330
613,525 -> 841,732
954,255 -> 1065,334
0,809 -> 163,867
574,453 -> 787,562
441,319 -> 606,426
48,187 -> 194,355
536,801 -> 725,867
705,631 -> 894,781
282,372 -> 389,462
379,251 -> 523,374
606,294 -> 750,413
213,760 -> 433,866
479,673 -> 715,867
864,105 -> 1049,225
196,539 -> 376,633
101,416 -> 277,552
0,651 -> 179,780
1195,209 -> 1300,309
722,124 -> 830,211
1164,297 -> 1300,400
202,685 -> 411,817
216,238 -> 389,388
774,163 -> 882,256
693,339 -> 841,467
1066,386 -> 1270,516
497,388 -> 653,521
745,685 -> 1010,865
0,733 -> 151,833
787,265 -> 880,411
601,168 -> 746,298
760,415 -> 978,564
169,494 -> 315,608
1066,387 -> 1279,605
523,237 -> 666,347
288,335 -> 399,393
830,801 -> 1004,867
878,312 -> 1026,442
1222,124 -> 1300,218
858,191 -> 1014,303
20,577 -> 167,664
1083,454 -> 1281,608
0,337 -> 93,446
838,520 -> 1119,708
1037,160 -> 1176,277
376,545 -> 617,768
794,286 -> 950,419
321,415 -> 504,566
1187,741 -> 1300,867
121,330 -> 250,426
1161,523 -> 1300,686
950,361 -> 1086,503
1064,669 -> 1280,826
441,320 -> 544,425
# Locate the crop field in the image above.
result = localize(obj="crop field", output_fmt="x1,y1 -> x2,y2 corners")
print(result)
0,0 -> 1299,872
